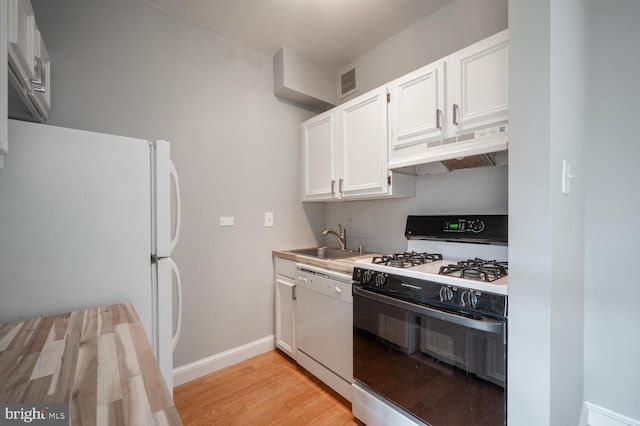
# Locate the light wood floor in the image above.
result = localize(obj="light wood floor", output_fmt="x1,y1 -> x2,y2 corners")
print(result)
174,350 -> 363,425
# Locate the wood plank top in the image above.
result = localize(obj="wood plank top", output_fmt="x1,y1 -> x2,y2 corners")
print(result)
0,302 -> 182,425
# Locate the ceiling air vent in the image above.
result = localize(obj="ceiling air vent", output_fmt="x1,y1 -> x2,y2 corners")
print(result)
340,66 -> 357,98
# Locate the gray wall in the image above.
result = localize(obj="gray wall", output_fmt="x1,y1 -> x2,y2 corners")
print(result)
508,0 -> 587,424
584,0 -> 640,420
30,0 -> 324,367
508,0 -> 640,423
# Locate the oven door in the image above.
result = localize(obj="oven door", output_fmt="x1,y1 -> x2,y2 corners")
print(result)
353,286 -> 506,426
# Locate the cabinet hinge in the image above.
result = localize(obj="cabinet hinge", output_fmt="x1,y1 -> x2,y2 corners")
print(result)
387,175 -> 392,185
387,92 -> 391,103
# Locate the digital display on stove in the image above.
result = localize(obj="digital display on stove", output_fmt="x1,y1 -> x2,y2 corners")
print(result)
443,220 -> 466,232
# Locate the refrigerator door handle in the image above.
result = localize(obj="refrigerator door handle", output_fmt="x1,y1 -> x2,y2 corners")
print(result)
168,160 -> 181,254
169,258 -> 183,350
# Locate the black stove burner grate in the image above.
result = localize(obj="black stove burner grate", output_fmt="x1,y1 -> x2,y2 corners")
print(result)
372,251 -> 442,268
439,258 -> 508,282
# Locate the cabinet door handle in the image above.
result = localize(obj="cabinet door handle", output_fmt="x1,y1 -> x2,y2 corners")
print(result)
31,57 -> 46,93
453,104 -> 460,125
292,285 -> 297,300
331,180 -> 336,195
31,57 -> 43,85
436,108 -> 443,129
339,178 -> 343,194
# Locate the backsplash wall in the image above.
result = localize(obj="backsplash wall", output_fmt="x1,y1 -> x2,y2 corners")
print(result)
323,165 -> 508,253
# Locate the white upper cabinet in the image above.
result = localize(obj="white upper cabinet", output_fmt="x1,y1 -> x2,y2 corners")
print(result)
302,110 -> 338,201
389,60 -> 446,150
30,28 -> 50,117
6,0 -> 51,123
302,30 -> 508,198
447,30 -> 508,133
338,86 -> 389,199
302,86 -> 414,202
7,0 -> 35,84
3,0 -> 51,168
388,30 -> 509,171
1,2 -> 8,168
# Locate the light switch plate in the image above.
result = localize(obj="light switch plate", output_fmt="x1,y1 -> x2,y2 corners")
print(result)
264,212 -> 274,227
220,216 -> 235,226
562,160 -> 573,195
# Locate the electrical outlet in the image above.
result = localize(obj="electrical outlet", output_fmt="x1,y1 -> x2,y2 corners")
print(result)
220,216 -> 235,226
264,212 -> 274,227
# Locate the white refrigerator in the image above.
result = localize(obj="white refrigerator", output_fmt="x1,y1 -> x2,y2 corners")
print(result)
0,119 -> 183,394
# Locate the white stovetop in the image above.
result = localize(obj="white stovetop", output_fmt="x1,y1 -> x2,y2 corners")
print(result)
354,257 -> 508,296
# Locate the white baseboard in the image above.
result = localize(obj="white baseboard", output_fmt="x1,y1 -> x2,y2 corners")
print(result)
172,335 -> 275,387
582,402 -> 640,426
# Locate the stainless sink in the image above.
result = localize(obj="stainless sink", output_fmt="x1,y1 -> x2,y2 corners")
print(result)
288,247 -> 364,260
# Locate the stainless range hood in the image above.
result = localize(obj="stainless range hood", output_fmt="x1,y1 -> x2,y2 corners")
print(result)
388,124 -> 508,175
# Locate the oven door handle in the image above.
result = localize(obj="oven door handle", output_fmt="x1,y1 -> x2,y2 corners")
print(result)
353,286 -> 504,334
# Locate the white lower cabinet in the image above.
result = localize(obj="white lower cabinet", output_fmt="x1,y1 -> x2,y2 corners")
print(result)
274,257 -> 296,358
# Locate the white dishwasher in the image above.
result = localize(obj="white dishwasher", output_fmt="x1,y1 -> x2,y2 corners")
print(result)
295,263 -> 353,401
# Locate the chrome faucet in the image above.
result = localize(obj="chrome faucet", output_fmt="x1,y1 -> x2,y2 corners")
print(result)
323,224 -> 347,250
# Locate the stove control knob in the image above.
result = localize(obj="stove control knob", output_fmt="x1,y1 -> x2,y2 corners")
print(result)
363,270 -> 374,283
439,286 -> 454,302
461,290 -> 479,308
353,269 -> 361,281
375,273 -> 386,287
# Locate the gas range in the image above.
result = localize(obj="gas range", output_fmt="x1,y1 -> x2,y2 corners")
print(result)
352,215 -> 509,317
355,252 -> 508,295
351,215 -> 509,426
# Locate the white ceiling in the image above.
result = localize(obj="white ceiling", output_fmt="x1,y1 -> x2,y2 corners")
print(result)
141,0 -> 453,69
